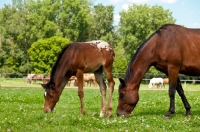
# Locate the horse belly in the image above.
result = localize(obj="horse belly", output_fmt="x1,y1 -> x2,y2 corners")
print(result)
180,65 -> 200,76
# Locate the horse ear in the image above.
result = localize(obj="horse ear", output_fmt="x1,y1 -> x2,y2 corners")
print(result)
50,82 -> 56,90
119,78 -> 125,86
41,84 -> 47,89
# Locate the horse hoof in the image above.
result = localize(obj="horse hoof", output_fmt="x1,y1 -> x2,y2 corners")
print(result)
164,115 -> 170,119
164,112 -> 171,119
186,113 -> 192,118
81,110 -> 86,115
107,112 -> 113,118
99,111 -> 105,118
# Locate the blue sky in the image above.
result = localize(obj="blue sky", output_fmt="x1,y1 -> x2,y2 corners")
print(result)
1,0 -> 200,28
93,0 -> 200,28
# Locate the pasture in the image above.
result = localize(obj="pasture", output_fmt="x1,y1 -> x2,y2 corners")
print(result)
0,78 -> 200,131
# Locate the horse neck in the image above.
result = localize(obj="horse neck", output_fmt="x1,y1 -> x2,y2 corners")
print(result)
50,62 -> 71,92
126,62 -> 150,90
125,35 -> 157,90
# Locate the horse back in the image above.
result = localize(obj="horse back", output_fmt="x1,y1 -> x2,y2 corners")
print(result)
153,25 -> 200,75
51,40 -> 114,78
65,41 -> 115,72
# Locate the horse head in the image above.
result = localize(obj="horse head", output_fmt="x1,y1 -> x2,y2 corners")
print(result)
41,82 -> 60,113
116,78 -> 139,117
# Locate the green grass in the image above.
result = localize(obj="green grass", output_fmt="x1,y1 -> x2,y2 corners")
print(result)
1,79 -> 200,131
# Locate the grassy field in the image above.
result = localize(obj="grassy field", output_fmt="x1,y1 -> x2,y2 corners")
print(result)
1,78 -> 200,131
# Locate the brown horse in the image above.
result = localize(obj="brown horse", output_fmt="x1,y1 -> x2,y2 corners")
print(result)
162,78 -> 169,88
42,75 -> 50,84
83,73 -> 97,87
66,76 -> 77,86
41,40 -> 115,117
32,74 -> 44,83
117,24 -> 200,118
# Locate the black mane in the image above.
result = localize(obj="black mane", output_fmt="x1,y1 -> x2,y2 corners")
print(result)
50,43 -> 72,80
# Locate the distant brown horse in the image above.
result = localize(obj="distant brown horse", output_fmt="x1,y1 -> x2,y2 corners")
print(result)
42,75 -> 50,84
41,40 -> 115,117
117,24 -> 200,118
162,78 -> 169,88
66,76 -> 77,86
32,74 -> 44,83
83,73 -> 97,87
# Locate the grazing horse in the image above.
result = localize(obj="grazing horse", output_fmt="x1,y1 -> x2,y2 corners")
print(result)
83,73 -> 97,87
32,74 -> 44,83
26,74 -> 35,84
148,78 -> 163,88
162,78 -> 169,88
42,75 -> 50,84
41,40 -> 115,117
66,76 -> 77,86
117,24 -> 200,118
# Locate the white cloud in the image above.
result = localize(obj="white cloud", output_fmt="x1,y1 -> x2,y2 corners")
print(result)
160,0 -> 177,4
114,14 -> 120,25
128,0 -> 150,4
114,14 -> 120,20
109,0 -> 122,4
122,4 -> 129,11
190,12 -> 194,15
126,0 -> 177,4
181,2 -> 185,6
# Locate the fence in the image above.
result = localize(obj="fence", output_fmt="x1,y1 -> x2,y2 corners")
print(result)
1,72 -> 200,85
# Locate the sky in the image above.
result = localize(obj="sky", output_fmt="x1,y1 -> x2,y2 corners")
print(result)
93,0 -> 200,28
0,0 -> 200,28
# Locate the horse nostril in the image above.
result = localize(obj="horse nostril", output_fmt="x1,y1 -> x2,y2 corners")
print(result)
44,108 -> 51,113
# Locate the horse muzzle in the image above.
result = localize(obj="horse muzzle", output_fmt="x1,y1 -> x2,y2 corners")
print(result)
116,109 -> 131,117
44,107 -> 52,113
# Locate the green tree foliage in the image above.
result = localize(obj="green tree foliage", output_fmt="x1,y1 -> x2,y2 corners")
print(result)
118,4 -> 176,74
28,36 -> 70,74
89,4 -> 115,41
57,0 -> 91,41
0,1 -> 177,76
119,4 -> 176,59
0,0 -> 92,75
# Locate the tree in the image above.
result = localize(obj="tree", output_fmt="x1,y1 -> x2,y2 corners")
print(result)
28,36 -> 70,74
118,4 -> 176,74
57,0 -> 91,41
0,4 -> 28,75
119,4 -> 176,59
0,0 -> 92,75
89,4 -> 115,42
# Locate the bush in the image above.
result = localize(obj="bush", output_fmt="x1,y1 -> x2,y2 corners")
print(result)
28,36 -> 71,74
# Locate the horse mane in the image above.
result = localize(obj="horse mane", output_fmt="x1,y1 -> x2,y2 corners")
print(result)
50,43 -> 72,81
124,24 -> 172,81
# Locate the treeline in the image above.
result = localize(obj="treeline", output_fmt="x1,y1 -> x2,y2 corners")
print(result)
0,0 -> 176,77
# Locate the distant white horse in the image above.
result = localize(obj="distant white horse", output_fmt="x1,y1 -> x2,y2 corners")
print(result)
149,78 -> 163,88
26,74 -> 35,84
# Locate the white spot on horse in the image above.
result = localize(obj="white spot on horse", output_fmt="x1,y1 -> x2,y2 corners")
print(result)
44,92 -> 47,96
88,40 -> 111,51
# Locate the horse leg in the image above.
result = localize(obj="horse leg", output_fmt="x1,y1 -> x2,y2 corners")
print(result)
176,78 -> 191,116
76,70 -> 85,115
161,83 -> 163,88
94,69 -> 107,117
103,66 -> 115,117
164,67 -> 179,118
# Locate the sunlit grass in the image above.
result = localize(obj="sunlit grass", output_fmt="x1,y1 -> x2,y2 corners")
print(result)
1,84 -> 200,131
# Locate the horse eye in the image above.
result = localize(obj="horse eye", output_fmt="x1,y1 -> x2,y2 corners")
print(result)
48,92 -> 54,98
120,93 -> 124,99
